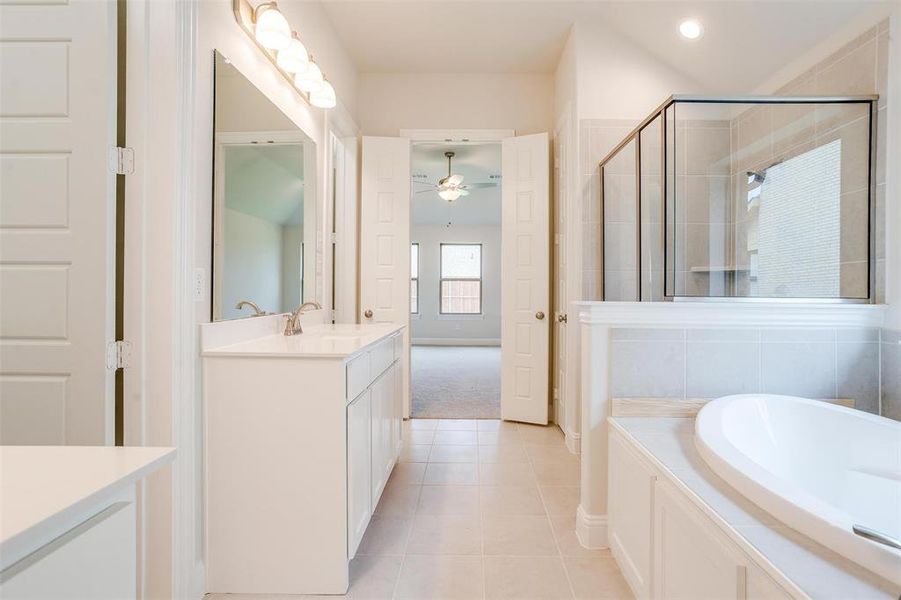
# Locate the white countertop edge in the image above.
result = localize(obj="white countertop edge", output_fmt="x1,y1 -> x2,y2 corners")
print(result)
609,417 -> 853,600
0,446 -> 176,571
576,301 -> 886,330
201,323 -> 405,359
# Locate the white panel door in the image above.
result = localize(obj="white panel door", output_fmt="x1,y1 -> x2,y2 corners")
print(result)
0,0 -> 116,444
553,128 -> 568,428
501,133 -> 550,424
360,137 -> 410,416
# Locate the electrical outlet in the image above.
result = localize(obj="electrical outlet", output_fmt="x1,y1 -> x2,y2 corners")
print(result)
194,268 -> 206,302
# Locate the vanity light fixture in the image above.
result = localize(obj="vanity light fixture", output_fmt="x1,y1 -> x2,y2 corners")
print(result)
233,0 -> 337,109
310,80 -> 337,109
276,33 -> 310,73
679,18 -> 703,40
253,2 -> 291,50
295,59 -> 324,93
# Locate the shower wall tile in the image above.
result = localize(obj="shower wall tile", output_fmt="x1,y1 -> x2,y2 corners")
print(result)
611,339 -> 685,398
836,327 -> 880,342
686,341 -> 760,398
881,329 -> 901,421
836,341 -> 880,413
760,341 -> 836,399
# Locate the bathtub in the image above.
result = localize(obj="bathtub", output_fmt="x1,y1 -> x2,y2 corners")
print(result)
695,394 -> 901,586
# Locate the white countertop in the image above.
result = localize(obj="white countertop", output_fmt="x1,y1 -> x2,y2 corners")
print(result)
610,417 -> 901,600
0,445 -> 176,571
201,323 -> 404,358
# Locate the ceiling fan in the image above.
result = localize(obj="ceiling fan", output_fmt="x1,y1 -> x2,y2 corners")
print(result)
413,151 -> 498,202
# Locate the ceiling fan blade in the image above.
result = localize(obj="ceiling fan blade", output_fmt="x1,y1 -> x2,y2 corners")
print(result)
463,182 -> 498,189
459,189 -> 470,196
414,189 -> 436,194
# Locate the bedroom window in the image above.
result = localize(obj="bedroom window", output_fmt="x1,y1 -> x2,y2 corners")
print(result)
440,244 -> 482,314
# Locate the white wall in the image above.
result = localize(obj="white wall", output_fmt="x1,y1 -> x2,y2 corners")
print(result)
411,225 -> 502,344
574,21 -> 704,122
281,224 -> 303,311
358,72 -> 554,135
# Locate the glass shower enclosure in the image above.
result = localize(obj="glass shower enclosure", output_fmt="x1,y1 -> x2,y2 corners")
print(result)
599,95 -> 878,302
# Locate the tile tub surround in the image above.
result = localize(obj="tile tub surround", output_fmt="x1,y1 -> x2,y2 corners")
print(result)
575,300 -> 887,555
610,326 -> 882,414
208,418 -> 633,600
882,328 -> 901,420
610,417 -> 900,599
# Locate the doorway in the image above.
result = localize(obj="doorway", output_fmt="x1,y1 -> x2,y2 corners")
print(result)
409,143 -> 502,418
360,131 -> 550,425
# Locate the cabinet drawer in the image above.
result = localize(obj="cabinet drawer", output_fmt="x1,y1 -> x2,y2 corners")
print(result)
346,352 -> 371,401
370,337 -> 395,380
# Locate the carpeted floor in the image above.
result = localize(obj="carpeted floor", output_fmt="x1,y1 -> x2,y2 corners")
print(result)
411,345 -> 501,419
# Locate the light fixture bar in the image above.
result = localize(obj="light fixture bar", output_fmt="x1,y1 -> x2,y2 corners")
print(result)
232,0 -> 336,110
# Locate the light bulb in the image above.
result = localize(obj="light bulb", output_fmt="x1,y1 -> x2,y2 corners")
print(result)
679,19 -> 703,40
277,35 -> 309,73
310,80 -> 337,108
254,4 -> 291,50
438,189 -> 462,202
294,60 -> 323,93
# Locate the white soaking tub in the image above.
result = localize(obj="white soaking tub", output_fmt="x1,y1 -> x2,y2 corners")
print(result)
695,394 -> 901,586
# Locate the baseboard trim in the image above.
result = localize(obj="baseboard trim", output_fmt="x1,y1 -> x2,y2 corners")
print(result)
575,504 -> 609,549
412,338 -> 501,347
565,428 -> 580,455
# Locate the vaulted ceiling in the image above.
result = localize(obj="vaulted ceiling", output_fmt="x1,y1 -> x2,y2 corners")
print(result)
319,1 -> 892,91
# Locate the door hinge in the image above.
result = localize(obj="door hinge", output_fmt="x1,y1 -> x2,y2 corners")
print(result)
329,232 -> 338,244
107,340 -> 133,370
109,146 -> 135,175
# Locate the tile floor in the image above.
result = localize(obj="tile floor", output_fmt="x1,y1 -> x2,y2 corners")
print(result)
208,418 -> 633,599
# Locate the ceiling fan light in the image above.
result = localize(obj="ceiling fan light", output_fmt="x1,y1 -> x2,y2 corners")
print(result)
277,35 -> 309,73
295,60 -> 323,93
438,188 -> 462,202
311,80 -> 337,108
254,3 -> 292,50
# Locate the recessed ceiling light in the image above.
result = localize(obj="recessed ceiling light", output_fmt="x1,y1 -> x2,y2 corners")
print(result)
679,19 -> 703,40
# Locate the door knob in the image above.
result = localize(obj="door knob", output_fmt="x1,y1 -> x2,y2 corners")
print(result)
535,311 -> 545,320
557,314 -> 568,323
364,309 -> 373,319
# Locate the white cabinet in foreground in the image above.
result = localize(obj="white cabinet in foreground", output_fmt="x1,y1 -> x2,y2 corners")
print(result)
202,324 -> 404,595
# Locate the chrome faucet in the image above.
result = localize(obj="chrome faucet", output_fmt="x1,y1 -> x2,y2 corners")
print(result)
235,300 -> 268,317
283,301 -> 323,336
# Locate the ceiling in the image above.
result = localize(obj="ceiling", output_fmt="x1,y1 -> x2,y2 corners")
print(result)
411,142 -> 501,226
319,1 -> 890,90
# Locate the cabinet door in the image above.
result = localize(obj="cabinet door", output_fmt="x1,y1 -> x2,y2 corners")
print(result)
609,431 -> 656,599
347,390 -> 372,558
654,480 -> 742,599
392,361 -> 403,456
747,564 -> 793,600
370,372 -> 388,505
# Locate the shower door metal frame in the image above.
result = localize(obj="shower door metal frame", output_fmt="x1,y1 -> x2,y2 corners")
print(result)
598,94 -> 880,304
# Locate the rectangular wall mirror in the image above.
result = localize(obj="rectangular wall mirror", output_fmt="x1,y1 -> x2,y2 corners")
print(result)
212,50 -> 318,320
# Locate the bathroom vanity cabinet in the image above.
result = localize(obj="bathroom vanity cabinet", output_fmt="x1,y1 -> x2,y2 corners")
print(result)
202,323 -> 405,595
